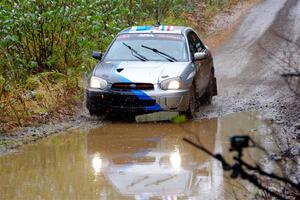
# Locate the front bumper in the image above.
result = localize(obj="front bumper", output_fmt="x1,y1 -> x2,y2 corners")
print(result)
86,87 -> 190,113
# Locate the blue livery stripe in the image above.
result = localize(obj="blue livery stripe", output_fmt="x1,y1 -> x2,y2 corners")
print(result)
145,103 -> 161,111
131,89 -> 152,100
136,26 -> 152,31
113,63 -> 162,111
130,26 -> 152,32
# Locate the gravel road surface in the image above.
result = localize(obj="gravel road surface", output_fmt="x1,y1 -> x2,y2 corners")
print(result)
198,0 -> 300,152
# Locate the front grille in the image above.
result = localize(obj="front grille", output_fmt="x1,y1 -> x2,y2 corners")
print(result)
110,94 -> 156,107
87,91 -> 156,108
112,83 -> 154,90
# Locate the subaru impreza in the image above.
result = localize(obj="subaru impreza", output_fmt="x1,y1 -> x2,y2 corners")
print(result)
86,25 -> 217,117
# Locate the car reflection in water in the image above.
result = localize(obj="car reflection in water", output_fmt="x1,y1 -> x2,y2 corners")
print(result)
87,119 -> 218,200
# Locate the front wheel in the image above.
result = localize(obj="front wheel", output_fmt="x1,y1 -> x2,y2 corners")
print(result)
185,84 -> 197,119
89,109 -> 105,116
199,72 -> 216,105
88,106 -> 106,116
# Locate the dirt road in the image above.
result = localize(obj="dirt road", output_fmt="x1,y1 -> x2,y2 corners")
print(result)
199,0 -> 300,148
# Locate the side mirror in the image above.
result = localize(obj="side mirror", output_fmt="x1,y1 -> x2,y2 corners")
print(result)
194,52 -> 208,61
92,51 -> 102,60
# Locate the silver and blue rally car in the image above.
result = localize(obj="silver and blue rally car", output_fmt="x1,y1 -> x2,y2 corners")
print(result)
86,25 -> 217,117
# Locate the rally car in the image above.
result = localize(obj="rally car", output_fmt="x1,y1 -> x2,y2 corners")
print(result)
86,25 -> 217,117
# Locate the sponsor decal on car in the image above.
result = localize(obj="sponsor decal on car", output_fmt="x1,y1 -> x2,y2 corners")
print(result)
125,25 -> 181,34
156,25 -> 174,31
130,26 -> 152,31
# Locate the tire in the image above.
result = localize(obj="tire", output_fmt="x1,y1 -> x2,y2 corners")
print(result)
89,109 -> 99,116
105,112 -> 135,121
199,72 -> 215,105
105,112 -> 118,120
88,107 -> 105,116
185,84 -> 197,119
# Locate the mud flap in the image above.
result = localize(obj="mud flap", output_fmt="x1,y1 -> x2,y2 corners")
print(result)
212,77 -> 218,96
135,112 -> 179,122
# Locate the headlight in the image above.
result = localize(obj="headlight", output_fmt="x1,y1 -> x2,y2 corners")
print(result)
160,77 -> 183,90
170,150 -> 181,171
89,76 -> 107,89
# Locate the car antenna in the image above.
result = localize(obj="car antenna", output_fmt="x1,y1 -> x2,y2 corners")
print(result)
155,0 -> 161,27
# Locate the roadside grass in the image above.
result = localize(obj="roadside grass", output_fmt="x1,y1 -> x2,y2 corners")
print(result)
205,0 -> 240,18
0,72 -> 83,133
0,140 -> 16,147
184,0 -> 242,34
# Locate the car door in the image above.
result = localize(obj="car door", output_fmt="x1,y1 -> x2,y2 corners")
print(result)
187,31 -> 212,97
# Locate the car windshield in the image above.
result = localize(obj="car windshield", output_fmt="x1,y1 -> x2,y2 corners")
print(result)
104,33 -> 188,62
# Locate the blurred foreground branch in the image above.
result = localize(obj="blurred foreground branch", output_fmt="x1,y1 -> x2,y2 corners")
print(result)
183,137 -> 300,200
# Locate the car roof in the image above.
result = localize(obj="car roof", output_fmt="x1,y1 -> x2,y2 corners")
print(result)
120,25 -> 189,35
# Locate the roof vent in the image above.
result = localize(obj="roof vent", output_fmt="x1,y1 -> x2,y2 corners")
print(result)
154,21 -> 161,27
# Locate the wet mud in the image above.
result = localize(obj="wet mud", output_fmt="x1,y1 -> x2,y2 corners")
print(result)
0,112 -> 280,200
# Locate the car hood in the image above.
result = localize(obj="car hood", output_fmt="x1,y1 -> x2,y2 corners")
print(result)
93,61 -> 190,84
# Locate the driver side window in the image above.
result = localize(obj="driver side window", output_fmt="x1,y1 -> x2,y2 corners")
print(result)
187,31 -> 205,55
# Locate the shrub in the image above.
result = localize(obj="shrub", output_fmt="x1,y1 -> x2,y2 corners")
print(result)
39,72 -> 65,84
25,76 -> 40,91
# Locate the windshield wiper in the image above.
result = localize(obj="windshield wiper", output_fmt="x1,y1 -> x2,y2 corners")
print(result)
141,45 -> 177,62
122,42 -> 148,61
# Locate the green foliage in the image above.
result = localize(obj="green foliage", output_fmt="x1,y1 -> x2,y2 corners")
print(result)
34,91 -> 44,102
0,75 -> 4,88
0,140 -> 15,147
39,72 -> 65,84
0,0 -> 188,82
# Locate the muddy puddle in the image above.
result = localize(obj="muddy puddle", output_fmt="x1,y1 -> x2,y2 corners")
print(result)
0,112 -> 280,200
